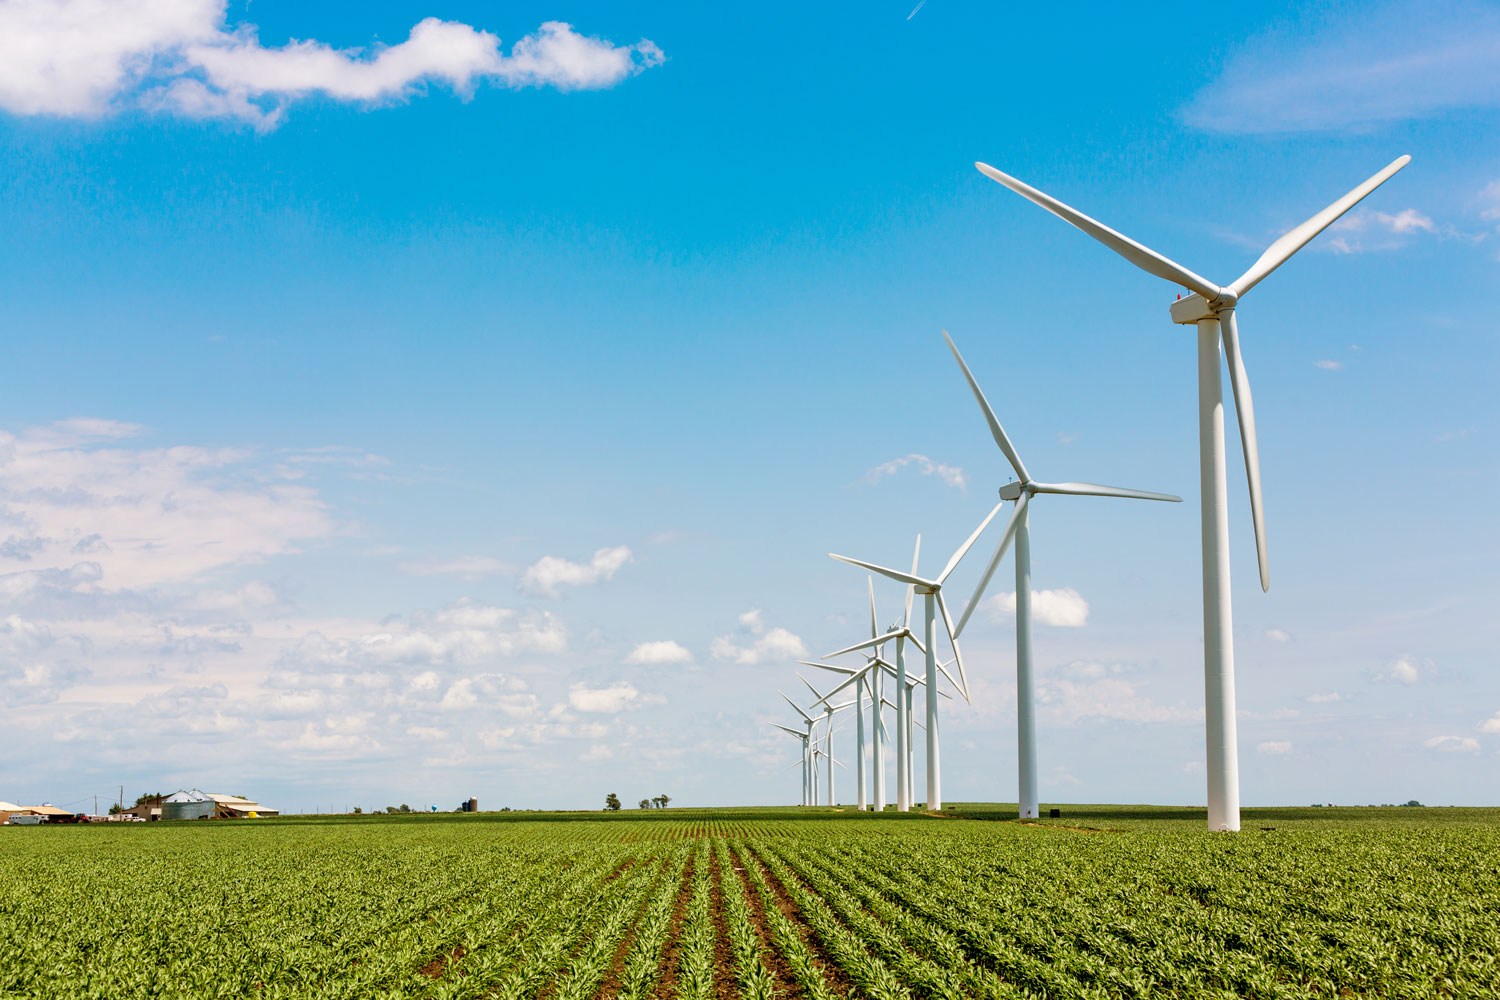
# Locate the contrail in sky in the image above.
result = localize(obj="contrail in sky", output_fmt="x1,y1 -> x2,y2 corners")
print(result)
907,1 -> 926,20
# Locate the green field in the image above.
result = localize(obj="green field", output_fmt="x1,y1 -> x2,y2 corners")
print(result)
3,805 -> 1497,999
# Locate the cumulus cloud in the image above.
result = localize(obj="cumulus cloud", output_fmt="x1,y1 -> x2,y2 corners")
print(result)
625,640 -> 692,665
0,1 -> 665,129
521,545 -> 632,597
1307,692 -> 1344,704
569,681 -> 642,713
710,612 -> 807,665
1257,740 -> 1293,755
439,673 -> 537,715
1265,629 -> 1291,641
984,588 -> 1089,628
860,453 -> 967,490
1314,360 -> 1344,371
1424,735 -> 1480,753
1476,711 -> 1500,734
1381,655 -> 1432,685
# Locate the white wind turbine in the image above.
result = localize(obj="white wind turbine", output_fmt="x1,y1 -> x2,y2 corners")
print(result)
770,723 -> 811,805
818,540 -> 934,811
778,691 -> 819,805
830,516 -> 999,811
975,155 -> 1410,831
799,676 -> 855,807
802,577 -> 890,811
941,330 -> 1180,819
804,649 -> 952,810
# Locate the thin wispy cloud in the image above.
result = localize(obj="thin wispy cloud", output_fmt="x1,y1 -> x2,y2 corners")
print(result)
0,1 -> 664,130
1182,0 -> 1500,133
860,453 -> 966,490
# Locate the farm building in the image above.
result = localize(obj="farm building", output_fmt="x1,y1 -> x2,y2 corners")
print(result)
0,800 -> 20,824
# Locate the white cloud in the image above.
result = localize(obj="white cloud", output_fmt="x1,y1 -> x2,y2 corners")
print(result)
1314,360 -> 1344,371
397,556 -> 511,578
1307,692 -> 1344,704
1265,629 -> 1291,642
1257,740 -> 1293,755
711,626 -> 807,666
985,588 -> 1089,628
569,681 -> 641,713
184,581 -> 279,612
438,673 -> 536,715
1038,666 -> 1199,726
860,453 -> 966,490
1382,654 -> 1431,685
1326,208 -> 1445,254
0,420 -> 331,591
625,640 -> 692,665
405,726 -> 447,742
1476,711 -> 1500,734
739,609 -> 765,632
521,545 -> 631,597
580,744 -> 613,761
1424,735 -> 1480,753
0,2 -> 665,129
1182,0 -> 1500,133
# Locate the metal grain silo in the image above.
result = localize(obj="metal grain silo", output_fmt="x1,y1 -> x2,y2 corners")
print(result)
161,788 -> 215,821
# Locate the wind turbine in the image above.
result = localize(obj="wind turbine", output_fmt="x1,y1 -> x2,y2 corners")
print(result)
820,539 -> 929,811
771,723 -> 811,806
830,514 -> 999,811
941,330 -> 1180,819
803,577 -> 890,811
798,676 -> 854,807
779,691 -> 819,805
974,155 -> 1410,831
804,651 -> 952,810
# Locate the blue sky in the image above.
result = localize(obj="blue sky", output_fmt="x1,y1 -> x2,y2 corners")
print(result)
0,0 -> 1495,814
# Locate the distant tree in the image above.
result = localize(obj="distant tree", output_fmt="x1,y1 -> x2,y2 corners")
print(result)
352,806 -> 362,814
399,804 -> 411,813
108,803 -> 123,815
639,799 -> 651,809
386,805 -> 399,814
1405,799 -> 1423,807
657,794 -> 671,809
605,793 -> 621,811
133,793 -> 164,807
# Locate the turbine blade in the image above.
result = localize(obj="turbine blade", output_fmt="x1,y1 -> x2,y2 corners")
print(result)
934,657 -> 963,701
798,659 -> 858,675
935,591 -> 971,702
942,330 -> 1031,483
830,552 -> 929,589
901,631 -> 927,656
784,757 -> 803,771
1220,310 -> 1269,592
938,500 -> 1007,584
798,675 -> 827,702
975,163 -> 1221,299
868,577 -> 878,640
823,634 -> 887,659
778,690 -> 815,724
811,670 -> 864,707
1228,155 -> 1412,298
771,724 -> 804,738
954,493 -> 1029,637
905,536 -> 920,625
1030,481 -> 1182,502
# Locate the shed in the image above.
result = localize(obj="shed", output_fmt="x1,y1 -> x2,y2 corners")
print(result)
206,793 -> 278,818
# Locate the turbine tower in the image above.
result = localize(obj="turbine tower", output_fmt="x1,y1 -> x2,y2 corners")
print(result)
829,515 -> 996,810
941,330 -> 1180,819
975,155 -> 1410,830
771,723 -> 811,805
